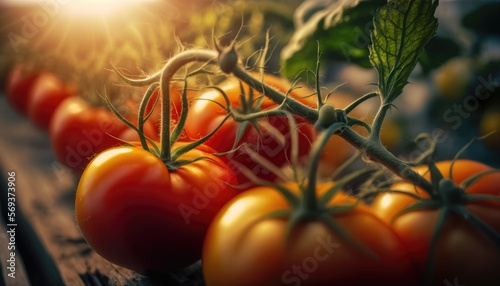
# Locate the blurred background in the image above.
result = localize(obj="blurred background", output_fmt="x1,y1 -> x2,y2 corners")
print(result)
1,0 -> 499,166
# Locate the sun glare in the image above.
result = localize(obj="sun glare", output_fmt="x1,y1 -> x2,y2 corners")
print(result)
1,0 -> 158,17
62,0 -> 157,17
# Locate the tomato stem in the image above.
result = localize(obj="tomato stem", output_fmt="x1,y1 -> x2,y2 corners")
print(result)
138,82 -> 160,152
232,65 -> 318,122
229,62 -> 434,194
305,123 -> 343,211
339,128 -> 434,194
231,108 -> 286,123
343,91 -> 378,115
169,81 -> 189,145
369,100 -> 392,142
111,63 -> 162,87
159,75 -> 172,162
129,47 -> 432,192
157,49 -> 218,163
314,46 -> 324,109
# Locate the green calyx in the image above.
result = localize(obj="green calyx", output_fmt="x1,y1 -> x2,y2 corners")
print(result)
439,178 -> 464,206
257,177 -> 376,259
245,118 -> 377,259
111,49 -> 231,171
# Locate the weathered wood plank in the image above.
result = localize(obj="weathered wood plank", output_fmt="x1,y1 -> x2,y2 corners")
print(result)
0,97 -> 141,285
0,97 -> 204,286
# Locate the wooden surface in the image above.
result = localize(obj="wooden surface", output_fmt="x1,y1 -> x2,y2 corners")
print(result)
0,96 -> 204,286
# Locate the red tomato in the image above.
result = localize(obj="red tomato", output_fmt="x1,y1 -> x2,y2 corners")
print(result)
5,65 -> 41,115
49,97 -> 129,174
27,72 -> 73,131
371,160 -> 500,285
75,144 -> 239,273
185,74 -> 316,185
117,119 -> 159,142
203,182 -> 416,286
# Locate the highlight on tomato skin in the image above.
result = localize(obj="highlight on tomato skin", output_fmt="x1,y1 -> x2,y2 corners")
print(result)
202,182 -> 417,286
75,144 -> 239,274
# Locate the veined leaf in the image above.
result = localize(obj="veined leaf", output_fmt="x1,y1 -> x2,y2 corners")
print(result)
369,0 -> 438,102
281,0 -> 385,81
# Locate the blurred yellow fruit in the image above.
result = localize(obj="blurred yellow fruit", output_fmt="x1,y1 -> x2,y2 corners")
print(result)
480,111 -> 500,149
380,119 -> 402,150
433,57 -> 473,101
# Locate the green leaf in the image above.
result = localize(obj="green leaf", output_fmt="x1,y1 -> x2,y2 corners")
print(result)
369,0 -> 438,102
281,0 -> 386,80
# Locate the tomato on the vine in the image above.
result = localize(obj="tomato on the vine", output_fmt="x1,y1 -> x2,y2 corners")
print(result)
203,182 -> 415,286
371,160 -> 500,285
75,143 -> 239,273
5,64 -> 41,115
27,72 -> 74,131
185,74 -> 316,185
49,97 -> 130,174
372,160 -> 499,222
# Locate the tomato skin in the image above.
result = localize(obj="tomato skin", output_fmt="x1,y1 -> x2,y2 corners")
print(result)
5,65 -> 41,115
371,160 -> 500,285
76,144 -> 239,273
27,72 -> 73,131
203,183 -> 416,286
49,97 -> 129,174
185,74 -> 316,185
117,119 -> 159,142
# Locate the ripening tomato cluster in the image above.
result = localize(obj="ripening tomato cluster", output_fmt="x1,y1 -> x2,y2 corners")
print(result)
71,72 -> 324,276
203,160 -> 500,286
5,64 -> 74,131
4,63 -> 500,286
4,64 -> 186,173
